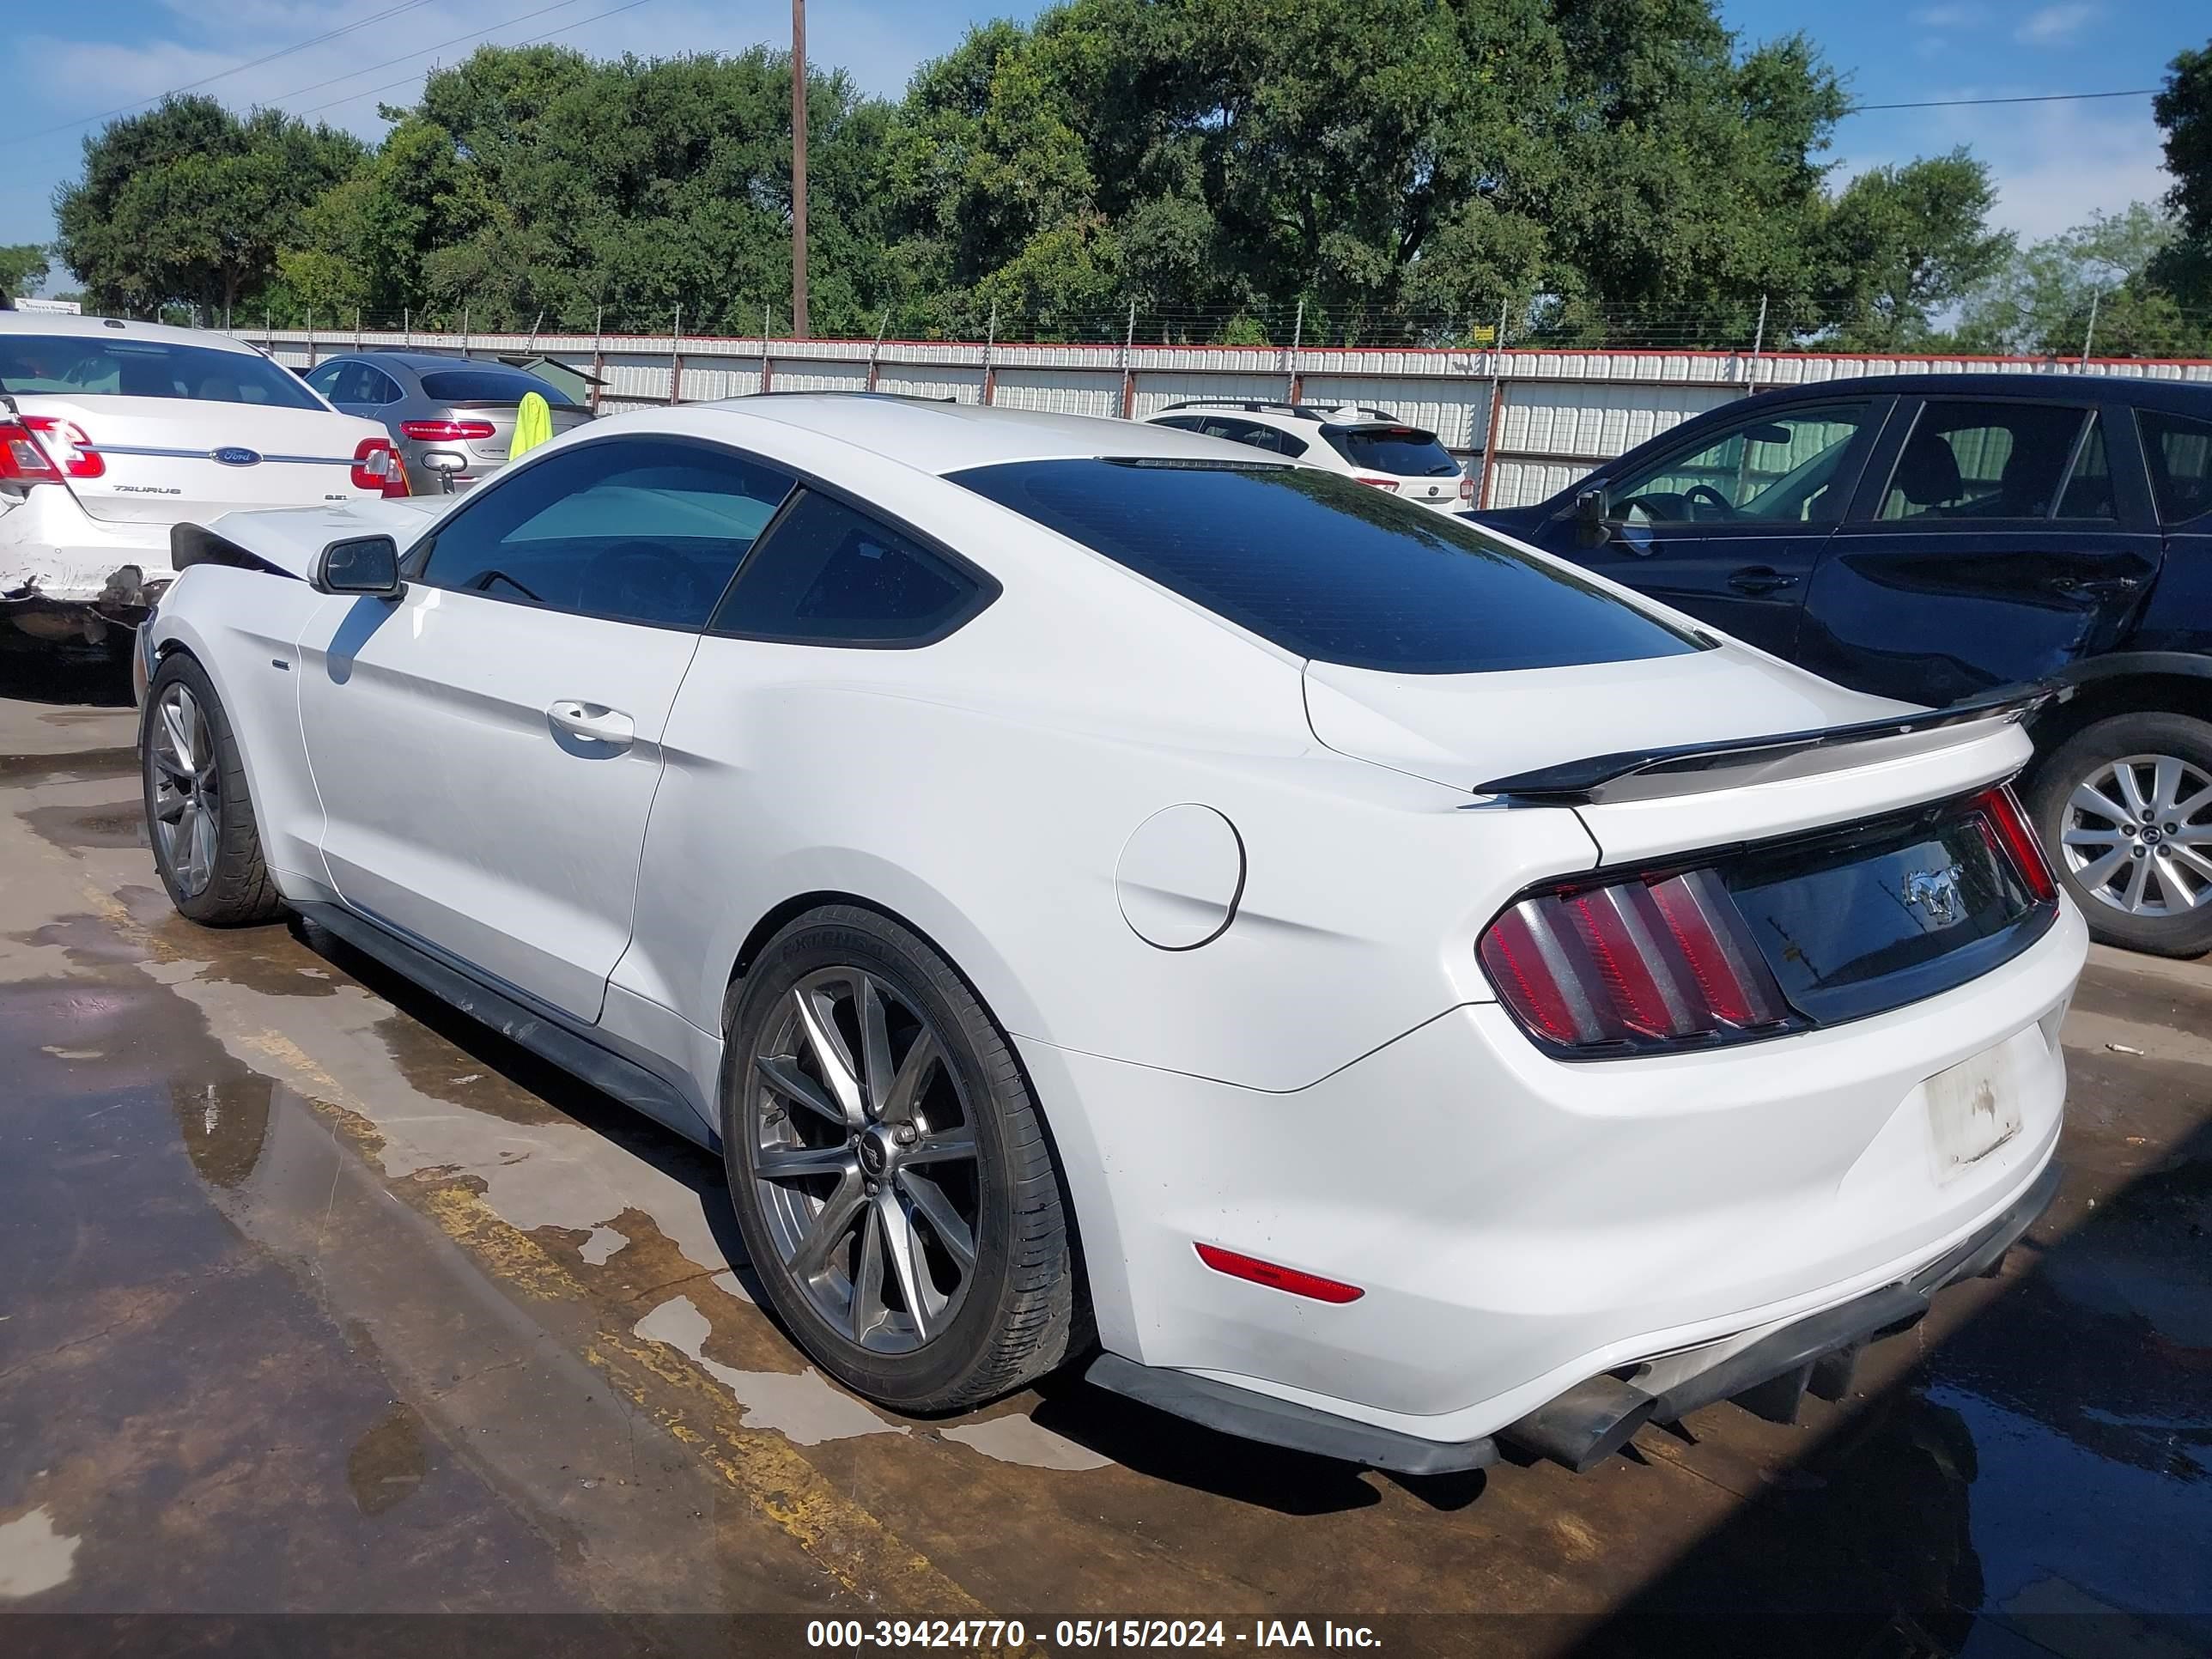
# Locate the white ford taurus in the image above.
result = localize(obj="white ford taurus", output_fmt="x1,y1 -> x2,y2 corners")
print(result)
135,394 -> 2084,1474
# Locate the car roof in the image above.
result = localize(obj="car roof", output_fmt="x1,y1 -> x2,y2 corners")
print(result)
1735,369 -> 2212,416
1155,400 -> 1404,429
319,350 -> 544,374
690,392 -> 1273,475
0,313 -> 265,356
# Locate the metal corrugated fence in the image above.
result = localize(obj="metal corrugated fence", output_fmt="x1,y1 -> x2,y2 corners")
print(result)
242,328 -> 2212,511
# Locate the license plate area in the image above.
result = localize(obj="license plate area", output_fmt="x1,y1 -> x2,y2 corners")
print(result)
1924,1035 -> 2027,1183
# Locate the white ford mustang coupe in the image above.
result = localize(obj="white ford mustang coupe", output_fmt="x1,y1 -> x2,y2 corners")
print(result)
137,395 -> 2084,1474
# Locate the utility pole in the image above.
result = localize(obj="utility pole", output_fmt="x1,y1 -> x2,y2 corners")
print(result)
2081,289 -> 2100,365
790,0 -> 810,339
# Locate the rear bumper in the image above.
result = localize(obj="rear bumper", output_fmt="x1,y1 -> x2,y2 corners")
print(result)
1086,1156 -> 2059,1474
0,489 -> 174,639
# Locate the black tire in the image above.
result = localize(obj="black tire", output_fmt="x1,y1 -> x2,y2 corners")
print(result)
720,905 -> 1080,1413
2027,710 -> 2212,958
139,652 -> 284,927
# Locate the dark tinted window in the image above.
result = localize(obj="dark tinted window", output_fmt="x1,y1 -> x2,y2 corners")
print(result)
303,361 -> 343,397
2141,410 -> 2212,525
954,459 -> 1704,674
1323,425 -> 1457,477
419,367 -> 573,406
713,490 -> 988,644
417,438 -> 793,628
1879,401 -> 2088,521
2054,413 -> 2116,520
0,335 -> 321,409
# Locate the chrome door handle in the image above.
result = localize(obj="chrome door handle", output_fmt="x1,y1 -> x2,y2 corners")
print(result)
548,701 -> 635,745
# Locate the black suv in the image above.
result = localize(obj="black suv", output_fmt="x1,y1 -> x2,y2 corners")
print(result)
1474,373 -> 2212,957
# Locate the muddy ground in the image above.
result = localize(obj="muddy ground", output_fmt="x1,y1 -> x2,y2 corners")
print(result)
0,662 -> 2205,1657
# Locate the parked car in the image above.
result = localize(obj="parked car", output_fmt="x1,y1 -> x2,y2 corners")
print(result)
301,351 -> 592,495
136,396 -> 2079,1474
1146,399 -> 1473,513
1470,374 -> 2212,957
0,314 -> 405,647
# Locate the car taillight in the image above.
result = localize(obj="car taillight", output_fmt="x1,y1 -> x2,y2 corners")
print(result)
1458,475 -> 1475,501
399,419 -> 497,441
1354,474 -> 1401,491
1972,784 -> 2057,903
351,438 -> 410,497
0,417 -> 102,483
1479,866 -> 1791,1054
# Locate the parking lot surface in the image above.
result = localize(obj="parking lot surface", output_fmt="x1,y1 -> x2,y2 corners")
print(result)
0,668 -> 2206,1656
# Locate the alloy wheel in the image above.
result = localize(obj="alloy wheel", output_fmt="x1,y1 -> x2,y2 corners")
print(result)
744,966 -> 981,1354
149,683 -> 219,897
2059,753 -> 2212,917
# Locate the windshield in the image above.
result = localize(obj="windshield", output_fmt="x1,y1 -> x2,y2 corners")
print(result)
953,459 -> 1705,674
1322,425 -> 1459,477
420,368 -> 574,405
0,334 -> 323,410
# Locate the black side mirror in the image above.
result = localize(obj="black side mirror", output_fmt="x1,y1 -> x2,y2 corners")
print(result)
313,535 -> 404,599
1573,486 -> 1612,548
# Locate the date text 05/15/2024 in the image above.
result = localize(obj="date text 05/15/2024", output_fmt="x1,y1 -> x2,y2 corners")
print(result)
805,1620 -> 1384,1650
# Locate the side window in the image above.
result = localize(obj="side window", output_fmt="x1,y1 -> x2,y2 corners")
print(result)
416,438 -> 795,629
1609,403 -> 1873,526
1878,402 -> 2087,522
302,361 -> 343,398
2140,410 -> 2212,525
1237,422 -> 1308,459
712,490 -> 992,646
2054,414 -> 2117,520
362,368 -> 404,406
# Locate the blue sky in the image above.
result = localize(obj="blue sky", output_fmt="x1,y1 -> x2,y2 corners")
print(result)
3,0 -> 2202,291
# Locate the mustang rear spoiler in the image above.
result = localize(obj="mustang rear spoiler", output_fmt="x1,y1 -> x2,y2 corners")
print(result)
1476,683 -> 2058,806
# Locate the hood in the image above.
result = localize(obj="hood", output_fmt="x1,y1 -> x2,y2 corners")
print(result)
185,496 -> 450,582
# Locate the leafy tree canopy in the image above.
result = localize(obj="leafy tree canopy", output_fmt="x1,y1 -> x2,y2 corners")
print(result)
0,245 -> 49,298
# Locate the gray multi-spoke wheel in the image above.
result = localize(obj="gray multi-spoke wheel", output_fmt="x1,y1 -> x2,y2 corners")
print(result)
149,681 -> 218,896
720,906 -> 1084,1413
749,966 -> 981,1354
2031,712 -> 2212,958
139,653 -> 283,926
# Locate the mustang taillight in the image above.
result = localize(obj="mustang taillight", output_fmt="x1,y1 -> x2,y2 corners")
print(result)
351,437 -> 410,497
1972,783 -> 2057,903
399,418 -> 496,441
1480,866 -> 1790,1054
0,417 -> 102,483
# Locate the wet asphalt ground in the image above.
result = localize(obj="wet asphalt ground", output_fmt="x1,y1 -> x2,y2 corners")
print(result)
0,655 -> 2206,1658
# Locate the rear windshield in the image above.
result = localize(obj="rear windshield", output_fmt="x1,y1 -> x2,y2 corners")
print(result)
420,368 -> 573,405
951,459 -> 1705,674
1323,424 -> 1458,477
0,334 -> 321,410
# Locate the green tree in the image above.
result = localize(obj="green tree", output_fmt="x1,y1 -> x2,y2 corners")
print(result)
54,96 -> 362,319
2148,41 -> 2212,312
1957,204 -> 2209,358
1816,150 -> 2013,351
0,245 -> 49,298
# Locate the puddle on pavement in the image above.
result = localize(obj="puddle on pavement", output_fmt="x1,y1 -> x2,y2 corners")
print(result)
0,747 -> 135,784
346,1404 -> 430,1516
0,1505 -> 81,1600
22,799 -> 149,853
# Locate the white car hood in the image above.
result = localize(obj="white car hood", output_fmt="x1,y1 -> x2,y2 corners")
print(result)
191,496 -> 450,581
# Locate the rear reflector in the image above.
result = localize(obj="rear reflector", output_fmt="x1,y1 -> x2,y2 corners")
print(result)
1480,866 -> 1790,1054
1195,1243 -> 1364,1304
400,418 -> 497,441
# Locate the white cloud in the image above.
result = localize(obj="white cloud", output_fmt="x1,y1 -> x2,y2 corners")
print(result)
1908,3 -> 1988,27
2014,4 -> 2100,46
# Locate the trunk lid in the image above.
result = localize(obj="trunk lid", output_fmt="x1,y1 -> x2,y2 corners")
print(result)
1304,647 -> 2037,862
14,394 -> 391,524
445,401 -> 594,465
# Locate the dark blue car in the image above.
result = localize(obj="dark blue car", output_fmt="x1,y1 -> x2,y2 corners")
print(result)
1472,373 -> 2212,957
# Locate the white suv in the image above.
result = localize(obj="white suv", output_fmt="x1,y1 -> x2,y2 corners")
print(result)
1146,400 -> 1472,514
1,313 -> 405,647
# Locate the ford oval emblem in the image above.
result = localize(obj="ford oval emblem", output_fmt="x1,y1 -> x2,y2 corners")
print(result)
210,447 -> 262,467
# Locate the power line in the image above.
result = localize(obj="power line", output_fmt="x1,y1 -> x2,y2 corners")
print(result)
290,0 -> 659,118
1844,88 -> 2155,114
6,1 -> 445,145
244,0 -> 601,115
